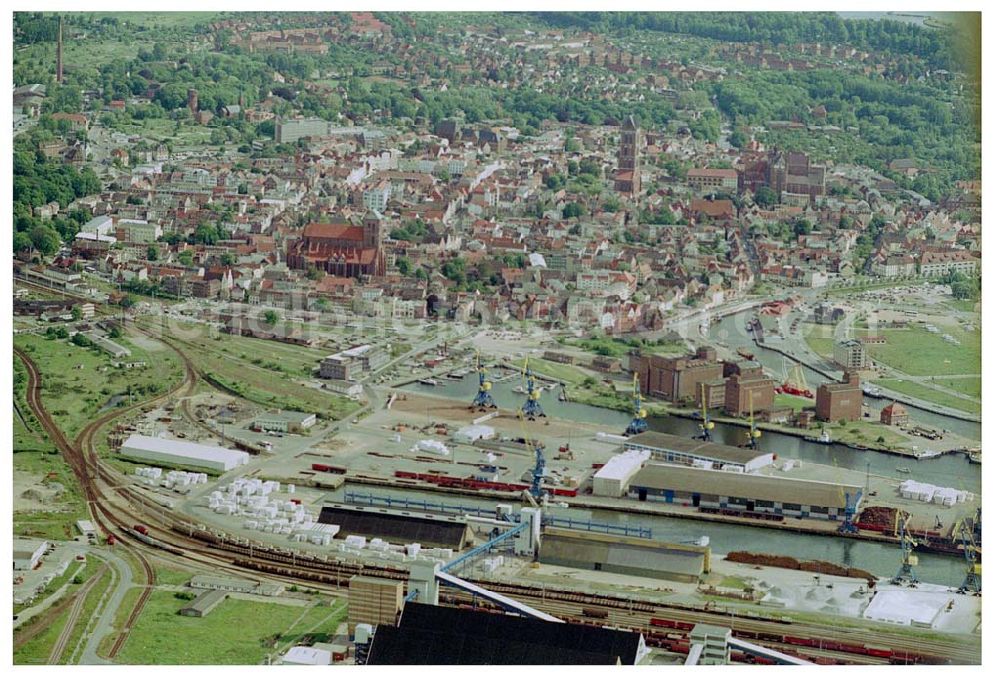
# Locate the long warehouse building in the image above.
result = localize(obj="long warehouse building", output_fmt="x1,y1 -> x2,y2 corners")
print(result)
539,527 -> 710,583
622,430 -> 774,473
119,434 -> 250,472
627,463 -> 862,521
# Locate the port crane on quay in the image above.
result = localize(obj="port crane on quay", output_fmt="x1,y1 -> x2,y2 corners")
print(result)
624,372 -> 648,436
890,512 -> 920,587
954,517 -> 982,595
838,489 -> 863,534
743,397 -> 762,450
470,350 -> 497,411
519,357 -> 545,421
695,382 -> 715,442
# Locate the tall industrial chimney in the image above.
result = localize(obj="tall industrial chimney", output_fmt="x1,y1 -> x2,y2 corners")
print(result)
56,16 -> 63,83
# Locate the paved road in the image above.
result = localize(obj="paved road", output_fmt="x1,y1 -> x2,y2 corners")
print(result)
78,548 -> 135,665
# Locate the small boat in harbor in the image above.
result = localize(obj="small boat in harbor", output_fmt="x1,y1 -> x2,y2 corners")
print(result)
418,378 -> 439,386
861,383 -> 882,397
812,429 -> 832,444
896,466 -> 912,474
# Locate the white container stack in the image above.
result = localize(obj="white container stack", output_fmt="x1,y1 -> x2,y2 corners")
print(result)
411,439 -> 450,456
899,479 -> 969,507
134,466 -> 163,485
208,477 -> 330,541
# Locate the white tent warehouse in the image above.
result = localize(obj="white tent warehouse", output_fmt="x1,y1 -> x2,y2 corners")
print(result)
119,434 -> 250,473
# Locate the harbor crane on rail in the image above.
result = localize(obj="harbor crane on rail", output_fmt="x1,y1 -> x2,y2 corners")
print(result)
837,489 -> 863,534
519,357 -> 545,421
890,512 -> 919,587
743,396 -> 762,450
470,350 -> 497,411
516,414 -> 548,503
624,372 -> 648,436
954,518 -> 982,595
694,382 -> 715,442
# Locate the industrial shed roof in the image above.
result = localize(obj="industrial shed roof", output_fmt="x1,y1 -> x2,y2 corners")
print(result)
367,603 -> 642,665
178,589 -> 227,617
318,505 -> 473,549
631,464 -> 861,509
120,434 -> 249,468
539,527 -> 710,581
624,431 -> 773,466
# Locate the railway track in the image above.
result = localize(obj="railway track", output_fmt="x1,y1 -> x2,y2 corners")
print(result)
14,328 -> 981,666
47,564 -> 108,665
15,346 -> 170,660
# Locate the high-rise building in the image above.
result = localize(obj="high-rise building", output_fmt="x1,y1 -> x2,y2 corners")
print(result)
614,115 -> 641,195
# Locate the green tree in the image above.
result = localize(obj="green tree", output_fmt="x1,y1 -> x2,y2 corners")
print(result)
29,225 -> 60,256
754,186 -> 778,207
262,310 -> 280,326
71,332 -> 92,348
147,245 -> 159,261
562,202 -> 584,219
177,250 -> 194,266
13,231 -> 32,254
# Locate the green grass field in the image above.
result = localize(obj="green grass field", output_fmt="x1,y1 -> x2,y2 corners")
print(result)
562,336 -> 686,359
866,322 -> 980,377
144,322 -> 358,420
526,359 -> 590,385
773,393 -> 813,412
77,11 -> 224,28
14,354 -> 90,541
14,600 -> 73,665
874,379 -> 981,415
113,118 -> 215,146
933,376 -> 980,399
115,593 -> 346,665
14,332 -> 183,439
945,298 -> 980,313
832,420 -> 911,449
802,323 -> 837,358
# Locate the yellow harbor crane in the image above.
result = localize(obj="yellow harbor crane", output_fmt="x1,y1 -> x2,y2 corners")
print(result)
744,395 -> 762,450
695,381 -> 715,442
953,516 -> 982,594
470,350 -> 497,411
890,511 -> 919,587
625,372 -> 648,436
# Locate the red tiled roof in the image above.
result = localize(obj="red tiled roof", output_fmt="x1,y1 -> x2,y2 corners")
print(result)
303,222 -> 364,241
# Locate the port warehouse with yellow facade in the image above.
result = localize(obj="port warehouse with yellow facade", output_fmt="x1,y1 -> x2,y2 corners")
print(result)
118,434 -> 250,473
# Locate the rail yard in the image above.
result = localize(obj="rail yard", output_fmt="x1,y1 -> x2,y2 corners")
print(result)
12,286 -> 982,665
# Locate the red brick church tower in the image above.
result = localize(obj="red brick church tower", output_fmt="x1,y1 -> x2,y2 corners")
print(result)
614,115 -> 641,196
